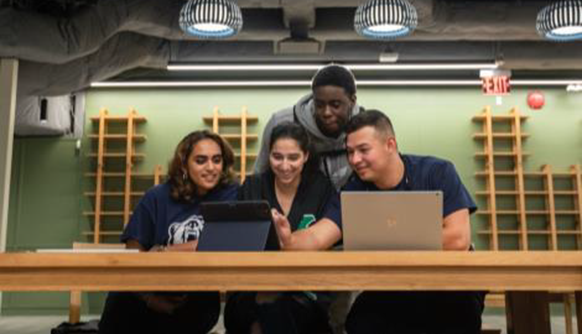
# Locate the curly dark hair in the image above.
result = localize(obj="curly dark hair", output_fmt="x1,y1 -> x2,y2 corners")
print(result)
311,64 -> 357,97
167,130 -> 236,202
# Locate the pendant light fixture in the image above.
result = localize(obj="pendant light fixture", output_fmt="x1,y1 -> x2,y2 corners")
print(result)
537,0 -> 582,41
354,0 -> 418,39
179,0 -> 243,39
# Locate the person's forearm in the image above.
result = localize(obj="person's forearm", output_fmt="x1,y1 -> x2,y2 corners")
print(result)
280,229 -> 325,251
280,220 -> 341,251
129,239 -> 198,252
442,227 -> 470,250
166,240 -> 198,252
441,209 -> 471,251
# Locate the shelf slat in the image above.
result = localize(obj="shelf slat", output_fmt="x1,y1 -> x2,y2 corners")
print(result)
473,133 -> 530,139
478,230 -> 522,235
203,116 -> 258,122
478,230 -> 582,235
91,116 -> 146,122
474,171 -> 566,177
221,134 -> 258,140
88,134 -> 146,141
83,211 -> 131,216
472,115 -> 529,121
475,171 -> 517,177
477,210 -> 580,215
476,190 -> 577,196
476,190 -> 547,196
81,231 -> 123,236
84,192 -> 145,197
85,172 -> 161,178
474,152 -> 530,158
86,153 -> 145,159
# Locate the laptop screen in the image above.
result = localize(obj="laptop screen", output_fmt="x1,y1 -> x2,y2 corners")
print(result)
341,191 -> 443,251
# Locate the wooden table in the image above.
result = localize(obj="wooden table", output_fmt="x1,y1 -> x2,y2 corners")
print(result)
0,251 -> 581,334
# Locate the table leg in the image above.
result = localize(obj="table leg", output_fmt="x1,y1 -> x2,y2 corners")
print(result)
505,291 -> 514,334
576,291 -> 581,334
505,291 -> 551,334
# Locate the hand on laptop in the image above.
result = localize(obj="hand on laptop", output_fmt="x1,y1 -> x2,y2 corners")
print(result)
271,209 -> 292,249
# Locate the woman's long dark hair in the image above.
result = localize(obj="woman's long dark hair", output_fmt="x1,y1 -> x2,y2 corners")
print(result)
167,130 -> 235,202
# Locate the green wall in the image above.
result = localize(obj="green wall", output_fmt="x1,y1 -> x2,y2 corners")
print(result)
4,139 -> 84,314
5,86 -> 582,314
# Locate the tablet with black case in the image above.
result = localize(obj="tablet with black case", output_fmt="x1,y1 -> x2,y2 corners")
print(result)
197,200 -> 272,251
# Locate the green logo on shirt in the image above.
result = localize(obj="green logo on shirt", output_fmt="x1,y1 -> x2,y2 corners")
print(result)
298,214 -> 316,230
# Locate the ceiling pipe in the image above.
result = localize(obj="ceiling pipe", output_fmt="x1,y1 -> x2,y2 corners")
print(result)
17,32 -> 169,96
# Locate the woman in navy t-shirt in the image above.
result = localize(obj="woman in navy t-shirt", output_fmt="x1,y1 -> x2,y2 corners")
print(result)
99,130 -> 238,334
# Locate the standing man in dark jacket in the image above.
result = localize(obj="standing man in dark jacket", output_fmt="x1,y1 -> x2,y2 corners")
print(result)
254,64 -> 363,190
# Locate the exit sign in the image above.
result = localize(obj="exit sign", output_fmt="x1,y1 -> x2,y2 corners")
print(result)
482,76 -> 511,95
480,69 -> 512,96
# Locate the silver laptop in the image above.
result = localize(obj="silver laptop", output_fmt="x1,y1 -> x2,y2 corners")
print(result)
341,191 -> 443,251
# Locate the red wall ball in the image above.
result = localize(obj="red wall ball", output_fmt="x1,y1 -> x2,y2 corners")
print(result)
527,91 -> 545,110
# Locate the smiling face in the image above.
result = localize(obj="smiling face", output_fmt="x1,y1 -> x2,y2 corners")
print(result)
346,125 -> 396,183
313,85 -> 356,138
186,138 -> 224,196
269,138 -> 309,186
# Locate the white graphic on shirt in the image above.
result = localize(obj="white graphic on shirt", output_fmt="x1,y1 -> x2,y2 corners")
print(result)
168,215 -> 204,245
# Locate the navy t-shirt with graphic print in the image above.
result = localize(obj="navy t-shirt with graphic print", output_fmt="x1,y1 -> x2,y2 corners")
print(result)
324,154 -> 477,227
121,182 -> 238,250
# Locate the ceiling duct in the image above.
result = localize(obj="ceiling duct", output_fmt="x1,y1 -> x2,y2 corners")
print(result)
276,0 -> 322,54
1,0 -> 581,97
276,19 -> 323,54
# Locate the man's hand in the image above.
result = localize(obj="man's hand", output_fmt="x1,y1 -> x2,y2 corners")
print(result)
271,210 -> 341,251
148,241 -> 199,252
148,245 -> 166,252
271,209 -> 292,248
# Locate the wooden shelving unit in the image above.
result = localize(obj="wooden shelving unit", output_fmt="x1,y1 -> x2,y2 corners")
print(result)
473,107 -> 582,333
84,109 -> 166,244
473,106 -> 582,250
472,107 -> 528,249
203,106 -> 259,182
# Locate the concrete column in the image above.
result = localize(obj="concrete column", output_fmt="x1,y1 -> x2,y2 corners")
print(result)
0,59 -> 19,253
0,58 -> 18,313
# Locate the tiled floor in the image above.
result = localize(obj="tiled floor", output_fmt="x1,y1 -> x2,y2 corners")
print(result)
0,315 -> 225,334
0,315 -> 577,334
0,314 -> 577,334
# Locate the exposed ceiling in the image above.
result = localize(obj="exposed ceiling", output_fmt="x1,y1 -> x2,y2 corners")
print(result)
1,0 -> 581,96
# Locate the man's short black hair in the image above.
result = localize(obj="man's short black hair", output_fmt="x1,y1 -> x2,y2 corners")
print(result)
311,64 -> 356,96
345,109 -> 395,138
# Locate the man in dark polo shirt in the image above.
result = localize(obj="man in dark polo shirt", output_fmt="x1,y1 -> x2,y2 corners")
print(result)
321,109 -> 485,334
